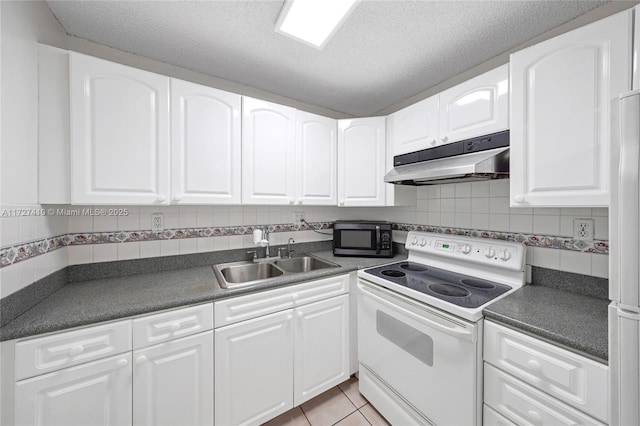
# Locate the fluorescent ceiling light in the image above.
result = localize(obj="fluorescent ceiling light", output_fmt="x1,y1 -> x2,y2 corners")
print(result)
275,0 -> 359,49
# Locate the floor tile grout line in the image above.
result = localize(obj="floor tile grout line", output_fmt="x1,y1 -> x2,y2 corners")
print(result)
332,384 -> 360,426
299,405 -> 312,426
358,405 -> 380,426
330,410 -> 358,426
338,379 -> 377,426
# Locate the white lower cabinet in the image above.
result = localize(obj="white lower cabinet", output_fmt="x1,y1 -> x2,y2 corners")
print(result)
215,310 -> 295,426
133,331 -> 213,426
484,364 -> 605,426
15,353 -> 133,426
9,304 -> 214,426
294,295 -> 350,406
483,404 -> 517,426
483,321 -> 608,425
214,276 -> 350,426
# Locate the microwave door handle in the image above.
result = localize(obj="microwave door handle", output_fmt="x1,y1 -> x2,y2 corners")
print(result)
375,226 -> 381,254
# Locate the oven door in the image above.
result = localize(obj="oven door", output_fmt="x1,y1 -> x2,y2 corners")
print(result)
357,279 -> 481,426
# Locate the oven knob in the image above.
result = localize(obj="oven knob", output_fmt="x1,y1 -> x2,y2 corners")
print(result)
419,239 -> 427,246
412,237 -> 418,245
499,249 -> 512,261
485,248 -> 496,258
461,244 -> 472,254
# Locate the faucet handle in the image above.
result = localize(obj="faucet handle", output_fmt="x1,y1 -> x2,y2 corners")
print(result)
246,250 -> 257,261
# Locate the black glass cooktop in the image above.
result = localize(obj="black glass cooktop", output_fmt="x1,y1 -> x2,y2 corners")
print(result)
364,261 -> 512,308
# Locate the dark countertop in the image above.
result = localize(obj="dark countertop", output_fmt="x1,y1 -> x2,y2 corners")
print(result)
0,251 -> 405,342
483,285 -> 609,364
2,247 -> 610,366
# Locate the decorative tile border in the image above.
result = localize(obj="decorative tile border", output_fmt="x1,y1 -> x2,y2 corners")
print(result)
393,223 -> 609,255
0,221 -> 608,269
0,235 -> 67,268
0,222 -> 333,268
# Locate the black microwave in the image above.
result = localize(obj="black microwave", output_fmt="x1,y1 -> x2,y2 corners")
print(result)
333,221 -> 393,257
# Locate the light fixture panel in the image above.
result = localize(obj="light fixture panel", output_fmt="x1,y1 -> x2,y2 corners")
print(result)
275,0 -> 359,49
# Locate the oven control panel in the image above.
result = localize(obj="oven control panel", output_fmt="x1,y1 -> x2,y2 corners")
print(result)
405,231 -> 525,272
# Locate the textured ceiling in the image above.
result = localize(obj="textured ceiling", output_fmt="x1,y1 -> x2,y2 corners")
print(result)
46,0 -> 609,116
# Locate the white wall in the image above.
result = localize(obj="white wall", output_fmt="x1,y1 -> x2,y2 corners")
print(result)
66,205 -> 343,265
0,1 -> 69,298
343,180 -> 609,279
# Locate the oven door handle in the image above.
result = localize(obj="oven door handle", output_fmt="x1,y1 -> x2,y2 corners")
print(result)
359,281 -> 476,343
375,226 -> 381,254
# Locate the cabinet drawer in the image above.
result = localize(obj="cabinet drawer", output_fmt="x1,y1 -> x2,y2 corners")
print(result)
133,303 -> 213,349
215,274 -> 349,327
484,321 -> 608,422
484,404 -> 517,426
484,364 -> 605,426
15,320 -> 131,381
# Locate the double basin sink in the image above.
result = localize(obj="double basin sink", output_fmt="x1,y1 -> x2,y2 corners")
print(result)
213,254 -> 340,289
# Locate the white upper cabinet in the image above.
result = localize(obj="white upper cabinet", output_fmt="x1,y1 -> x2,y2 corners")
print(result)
388,95 -> 439,155
338,117 -> 386,207
439,64 -> 509,145
295,111 -> 337,205
69,52 -> 170,205
387,64 -> 508,158
510,10 -> 632,207
170,79 -> 241,205
242,97 -> 296,205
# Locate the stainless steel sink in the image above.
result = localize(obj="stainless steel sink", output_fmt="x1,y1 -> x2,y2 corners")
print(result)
274,256 -> 338,273
213,254 -> 338,289
214,261 -> 283,288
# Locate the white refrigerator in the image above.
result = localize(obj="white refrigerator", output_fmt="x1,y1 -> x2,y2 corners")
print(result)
610,89 -> 640,426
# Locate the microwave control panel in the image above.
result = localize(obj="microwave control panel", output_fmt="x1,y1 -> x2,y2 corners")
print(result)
381,231 -> 391,250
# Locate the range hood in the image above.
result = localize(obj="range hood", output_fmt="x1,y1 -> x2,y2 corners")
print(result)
384,131 -> 509,185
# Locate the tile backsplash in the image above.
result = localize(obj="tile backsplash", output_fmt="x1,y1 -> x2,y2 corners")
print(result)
1,180 -> 610,299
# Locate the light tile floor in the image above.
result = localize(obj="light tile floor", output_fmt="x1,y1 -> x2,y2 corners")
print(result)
263,376 -> 391,426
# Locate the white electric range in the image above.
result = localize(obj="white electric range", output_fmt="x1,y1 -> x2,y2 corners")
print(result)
357,231 -> 526,425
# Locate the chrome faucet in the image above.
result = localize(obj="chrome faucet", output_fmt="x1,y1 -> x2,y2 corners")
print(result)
287,238 -> 295,258
263,227 -> 270,257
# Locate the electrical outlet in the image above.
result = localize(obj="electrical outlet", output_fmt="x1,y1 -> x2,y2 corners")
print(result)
152,213 -> 164,232
573,218 -> 594,241
294,212 -> 305,226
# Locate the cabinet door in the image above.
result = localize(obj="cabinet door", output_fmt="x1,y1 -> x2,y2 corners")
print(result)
388,95 -> 439,155
242,97 -> 296,205
15,353 -> 132,426
69,52 -> 170,205
215,310 -> 294,426
438,64 -> 509,145
133,331 -> 213,426
171,79 -> 241,204
484,364 -> 606,426
510,10 -> 632,207
484,321 -> 608,422
337,117 -> 386,206
295,111 -> 337,205
294,294 -> 349,406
